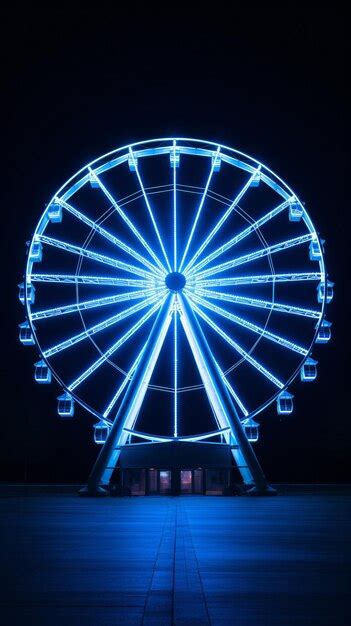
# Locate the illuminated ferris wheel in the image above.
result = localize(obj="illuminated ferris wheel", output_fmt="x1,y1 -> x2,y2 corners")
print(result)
19,138 -> 333,494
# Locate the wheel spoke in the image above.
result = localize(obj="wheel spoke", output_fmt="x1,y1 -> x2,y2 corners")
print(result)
188,291 -> 308,354
195,272 -> 323,288
183,167 -> 261,274
173,306 -> 178,437
128,148 -> 172,272
88,167 -> 167,273
68,298 -> 164,391
190,287 -> 321,319
192,233 -> 314,280
57,197 -> 163,276
188,198 -> 292,275
173,140 -> 177,271
31,288 -> 160,320
37,235 -> 156,279
178,146 -> 220,272
29,273 -> 155,287
191,301 -> 284,388
43,292 -> 165,358
21,138 -> 331,468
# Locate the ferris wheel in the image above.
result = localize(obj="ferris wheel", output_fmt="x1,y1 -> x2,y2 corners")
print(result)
19,138 -> 333,494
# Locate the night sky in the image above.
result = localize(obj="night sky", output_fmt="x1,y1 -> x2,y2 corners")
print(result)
1,6 -> 349,484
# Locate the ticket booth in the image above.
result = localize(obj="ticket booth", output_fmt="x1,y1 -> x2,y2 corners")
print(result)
119,441 -> 232,496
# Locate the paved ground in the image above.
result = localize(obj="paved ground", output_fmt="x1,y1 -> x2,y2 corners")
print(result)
0,490 -> 350,625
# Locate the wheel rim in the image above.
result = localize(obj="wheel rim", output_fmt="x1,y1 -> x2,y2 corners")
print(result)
23,138 -> 328,440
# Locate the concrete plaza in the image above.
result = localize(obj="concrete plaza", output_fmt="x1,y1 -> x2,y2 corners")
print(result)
0,488 -> 350,625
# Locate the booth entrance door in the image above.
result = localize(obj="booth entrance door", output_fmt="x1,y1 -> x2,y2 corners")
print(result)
180,469 -> 204,494
159,470 -> 171,494
181,470 -> 192,494
144,468 -> 205,494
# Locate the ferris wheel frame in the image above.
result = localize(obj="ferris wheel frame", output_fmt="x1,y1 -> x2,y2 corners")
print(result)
23,138 -> 328,443
19,136 -> 334,494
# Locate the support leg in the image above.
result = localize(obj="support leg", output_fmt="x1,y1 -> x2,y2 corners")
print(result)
178,294 -> 276,495
79,294 -> 174,496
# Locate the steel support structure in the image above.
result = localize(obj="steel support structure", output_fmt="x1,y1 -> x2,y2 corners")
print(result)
178,294 -> 275,495
20,138 -> 331,500
79,294 -> 174,495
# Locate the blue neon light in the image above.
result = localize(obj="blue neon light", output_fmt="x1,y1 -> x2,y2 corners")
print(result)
47,201 -> 62,223
189,292 -> 309,354
29,240 -> 43,262
57,197 -> 163,276
19,138 -> 332,492
277,390 -> 294,415
94,420 -> 110,444
300,357 -> 318,382
187,198 -> 292,275
317,280 -> 334,304
184,167 -> 262,274
19,321 -> 35,345
316,320 -> 332,344
190,233 -> 314,281
242,417 -> 260,442
34,360 -> 52,384
43,293 -> 163,358
18,282 -> 35,305
309,238 -> 325,261
57,392 -> 75,417
289,201 -> 304,222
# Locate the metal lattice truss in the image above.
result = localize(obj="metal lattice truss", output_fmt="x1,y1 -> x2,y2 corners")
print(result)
21,138 -> 331,492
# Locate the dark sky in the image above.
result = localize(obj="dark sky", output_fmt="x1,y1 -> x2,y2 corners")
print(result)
1,6 -> 349,483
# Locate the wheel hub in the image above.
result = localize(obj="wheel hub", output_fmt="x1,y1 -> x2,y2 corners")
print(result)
165,272 -> 186,292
